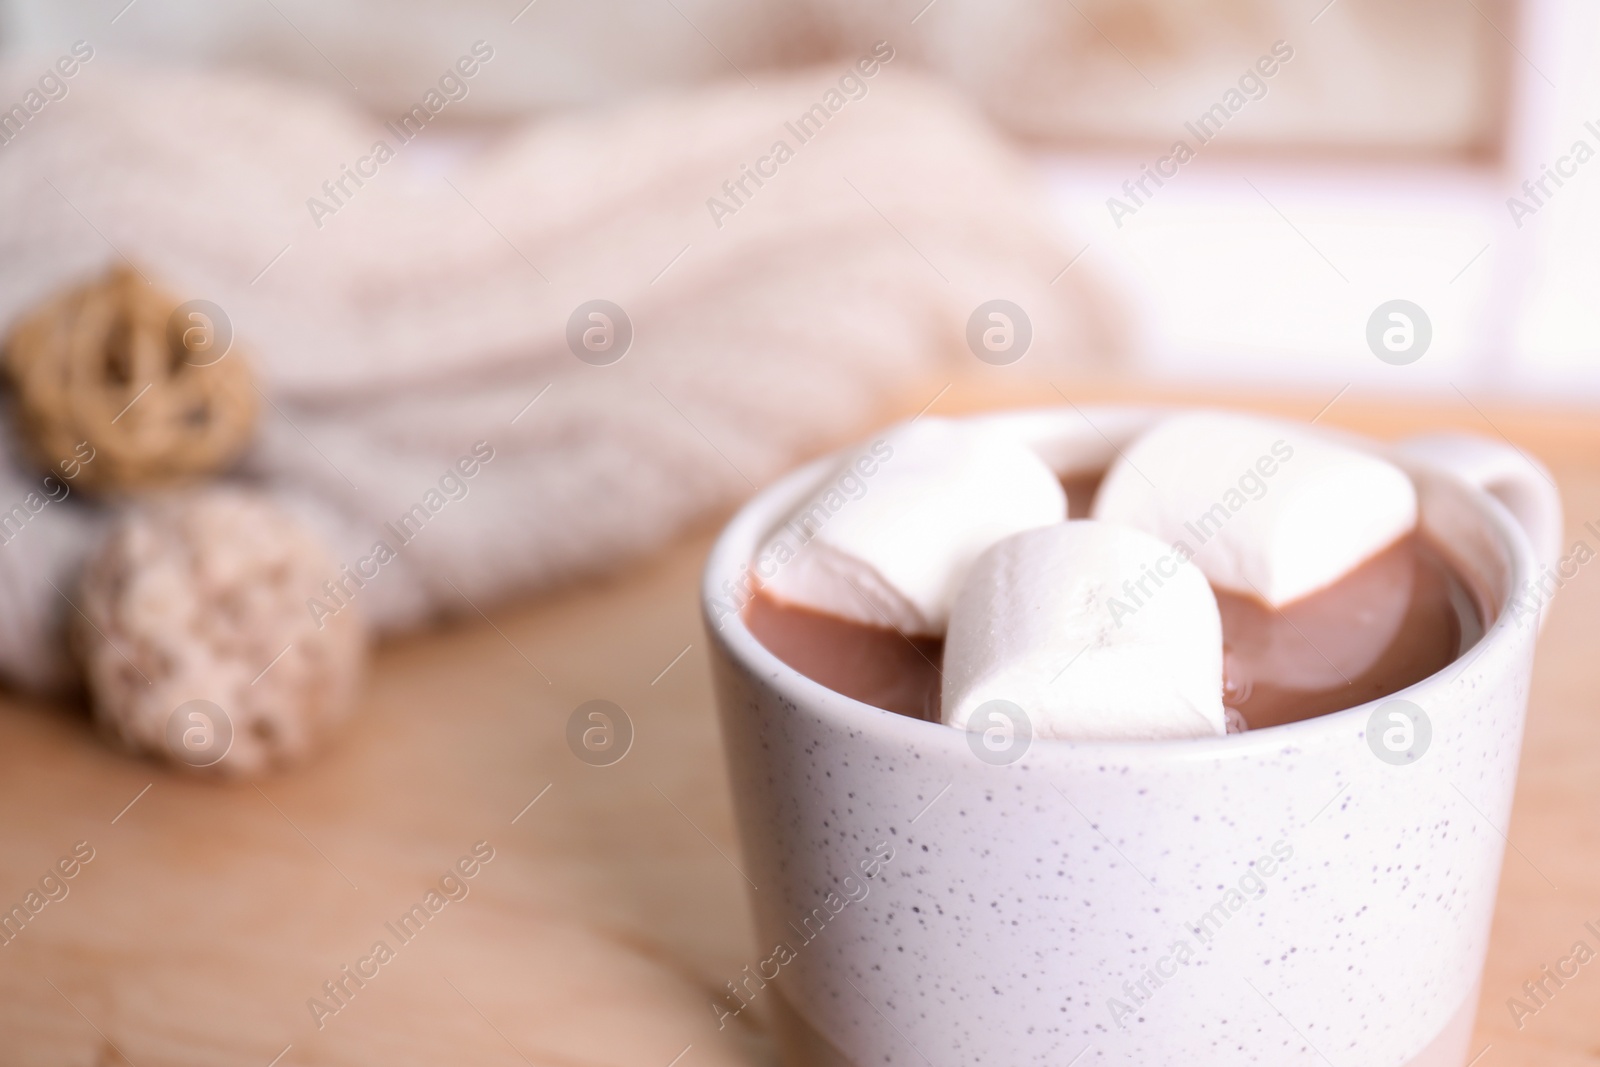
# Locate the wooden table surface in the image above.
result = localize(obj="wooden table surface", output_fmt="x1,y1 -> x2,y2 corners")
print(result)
1,379 -> 1597,1067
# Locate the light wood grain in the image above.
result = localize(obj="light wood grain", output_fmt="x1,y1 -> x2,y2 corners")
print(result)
1,379 -> 1596,1066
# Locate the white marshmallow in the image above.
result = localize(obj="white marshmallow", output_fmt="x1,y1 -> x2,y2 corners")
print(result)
1091,412 -> 1417,608
758,418 -> 1066,635
942,521 -> 1226,741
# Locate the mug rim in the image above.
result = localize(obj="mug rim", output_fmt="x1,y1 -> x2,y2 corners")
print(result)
701,403 -> 1539,761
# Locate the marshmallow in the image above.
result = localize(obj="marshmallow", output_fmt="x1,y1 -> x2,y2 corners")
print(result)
1091,412 -> 1417,608
942,521 -> 1226,741
758,418 -> 1066,635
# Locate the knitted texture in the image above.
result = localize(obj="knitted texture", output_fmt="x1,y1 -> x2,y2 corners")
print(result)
0,58 -> 1123,693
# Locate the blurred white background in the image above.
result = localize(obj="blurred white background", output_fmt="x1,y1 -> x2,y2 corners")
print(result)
1048,0 -> 1600,401
4,0 -> 1594,400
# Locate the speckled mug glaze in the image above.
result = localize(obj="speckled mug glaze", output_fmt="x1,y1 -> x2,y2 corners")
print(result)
703,406 -> 1560,1067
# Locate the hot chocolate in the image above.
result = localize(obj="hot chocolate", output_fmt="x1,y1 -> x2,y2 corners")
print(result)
747,474 -> 1485,730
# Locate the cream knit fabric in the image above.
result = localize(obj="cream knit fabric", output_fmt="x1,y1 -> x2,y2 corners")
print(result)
0,58 -> 1121,693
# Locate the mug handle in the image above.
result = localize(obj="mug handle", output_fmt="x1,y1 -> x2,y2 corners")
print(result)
1395,432 -> 1564,578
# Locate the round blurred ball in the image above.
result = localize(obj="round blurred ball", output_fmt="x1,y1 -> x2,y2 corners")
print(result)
3,265 -> 257,491
75,489 -> 364,777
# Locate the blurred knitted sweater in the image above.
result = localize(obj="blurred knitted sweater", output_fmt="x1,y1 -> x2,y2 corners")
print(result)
0,55 -> 1122,692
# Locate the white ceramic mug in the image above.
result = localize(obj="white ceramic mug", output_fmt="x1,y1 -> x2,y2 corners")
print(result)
703,406 -> 1561,1067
